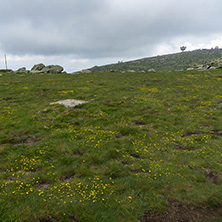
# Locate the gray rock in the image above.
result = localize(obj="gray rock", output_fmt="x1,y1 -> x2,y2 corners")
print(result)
31,63 -> 45,71
16,67 -> 27,73
42,65 -> 64,74
148,69 -> 156,72
81,69 -> 91,73
0,74 -> 2,77
30,70 -> 44,74
50,99 -> 88,108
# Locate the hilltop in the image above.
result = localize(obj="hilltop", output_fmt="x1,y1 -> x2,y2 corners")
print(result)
88,48 -> 222,72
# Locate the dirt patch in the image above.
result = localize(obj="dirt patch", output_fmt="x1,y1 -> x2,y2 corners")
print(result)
129,152 -> 141,159
175,143 -> 187,151
118,158 -> 128,165
2,97 -> 16,101
107,101 -> 124,106
13,138 -> 42,146
182,130 -> 222,138
204,167 -> 222,185
116,134 -> 124,139
39,215 -> 79,222
141,201 -> 222,222
1,134 -> 43,146
211,130 -> 222,137
181,131 -> 203,137
73,150 -> 83,156
174,143 -> 199,152
38,216 -> 55,222
37,183 -> 50,191
200,124 -> 209,128
63,173 -> 75,182
9,134 -> 43,145
37,109 -> 49,114
69,216 -> 79,222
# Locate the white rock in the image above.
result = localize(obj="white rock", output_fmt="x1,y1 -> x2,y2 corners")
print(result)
50,99 -> 88,108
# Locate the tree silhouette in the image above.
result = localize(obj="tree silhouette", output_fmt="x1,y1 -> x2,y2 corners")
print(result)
180,46 -> 186,52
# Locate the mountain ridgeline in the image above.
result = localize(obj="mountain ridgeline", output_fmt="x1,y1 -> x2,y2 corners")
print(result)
88,49 -> 222,72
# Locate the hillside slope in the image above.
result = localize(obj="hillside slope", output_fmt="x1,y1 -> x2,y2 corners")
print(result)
89,49 -> 222,72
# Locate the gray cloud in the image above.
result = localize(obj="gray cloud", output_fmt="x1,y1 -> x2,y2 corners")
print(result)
0,0 -> 222,71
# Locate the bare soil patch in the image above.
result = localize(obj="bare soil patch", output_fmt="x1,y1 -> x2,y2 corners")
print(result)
141,201 -> 222,222
204,167 -> 222,185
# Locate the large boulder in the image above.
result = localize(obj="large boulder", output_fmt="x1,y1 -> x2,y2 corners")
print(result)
42,65 -> 64,74
31,63 -> 45,71
30,64 -> 64,74
16,67 -> 27,73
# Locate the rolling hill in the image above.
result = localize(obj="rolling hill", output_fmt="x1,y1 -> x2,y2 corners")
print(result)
88,48 -> 222,72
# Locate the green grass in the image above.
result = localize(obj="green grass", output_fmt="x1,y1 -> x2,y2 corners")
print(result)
0,70 -> 222,221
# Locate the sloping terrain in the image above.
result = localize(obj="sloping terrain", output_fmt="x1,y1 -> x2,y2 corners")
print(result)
89,49 -> 222,72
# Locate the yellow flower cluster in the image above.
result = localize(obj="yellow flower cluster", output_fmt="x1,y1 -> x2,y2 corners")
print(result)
8,155 -> 40,172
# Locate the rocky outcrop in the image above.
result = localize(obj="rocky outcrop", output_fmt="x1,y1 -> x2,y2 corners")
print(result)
41,65 -> 64,74
31,63 -> 45,72
31,63 -> 64,74
16,67 -> 27,73
188,59 -> 222,71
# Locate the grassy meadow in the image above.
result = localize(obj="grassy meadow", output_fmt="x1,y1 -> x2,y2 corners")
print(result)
0,70 -> 222,221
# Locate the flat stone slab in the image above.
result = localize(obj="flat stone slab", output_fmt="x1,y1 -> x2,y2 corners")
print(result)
50,99 -> 88,108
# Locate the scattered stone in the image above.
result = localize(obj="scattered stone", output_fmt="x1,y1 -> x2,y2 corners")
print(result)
71,71 -> 81,74
148,69 -> 156,72
0,74 -> 2,77
81,69 -> 91,73
50,99 -> 88,108
189,59 -> 222,70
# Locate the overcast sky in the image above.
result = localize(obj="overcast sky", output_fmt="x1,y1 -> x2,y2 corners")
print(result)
0,0 -> 222,72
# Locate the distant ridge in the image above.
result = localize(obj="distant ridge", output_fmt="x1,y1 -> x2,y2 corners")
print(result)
88,49 -> 222,72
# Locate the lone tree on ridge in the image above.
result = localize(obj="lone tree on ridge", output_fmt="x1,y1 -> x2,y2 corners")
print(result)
180,46 -> 186,52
